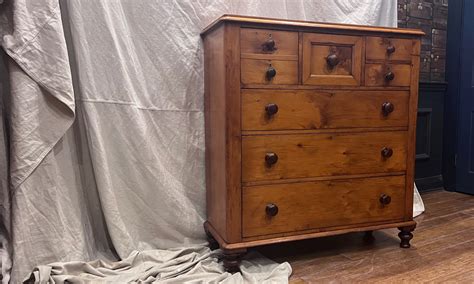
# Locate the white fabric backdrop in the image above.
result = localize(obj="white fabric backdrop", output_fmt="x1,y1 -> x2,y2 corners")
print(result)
0,0 -> 401,282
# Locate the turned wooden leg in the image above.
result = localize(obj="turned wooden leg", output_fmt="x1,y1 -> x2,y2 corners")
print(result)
398,225 -> 416,248
363,230 -> 375,242
204,226 -> 219,250
222,248 -> 247,273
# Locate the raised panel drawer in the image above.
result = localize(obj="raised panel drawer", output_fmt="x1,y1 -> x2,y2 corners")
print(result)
240,28 -> 298,59
242,131 -> 407,182
241,59 -> 298,85
365,64 -> 411,87
242,175 -> 406,237
302,33 -> 362,86
241,89 -> 409,130
366,37 -> 415,61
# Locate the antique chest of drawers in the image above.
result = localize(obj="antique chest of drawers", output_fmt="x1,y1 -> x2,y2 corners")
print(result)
201,15 -> 423,272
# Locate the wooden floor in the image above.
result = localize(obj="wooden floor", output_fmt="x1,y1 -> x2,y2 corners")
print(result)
258,189 -> 474,283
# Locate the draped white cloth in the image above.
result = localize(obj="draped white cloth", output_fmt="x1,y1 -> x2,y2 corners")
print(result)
0,0 -> 401,282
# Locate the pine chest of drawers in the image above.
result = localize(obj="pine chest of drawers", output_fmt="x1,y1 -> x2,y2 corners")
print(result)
201,15 -> 423,272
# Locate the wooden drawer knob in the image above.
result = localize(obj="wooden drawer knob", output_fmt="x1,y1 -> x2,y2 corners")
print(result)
380,194 -> 392,205
262,34 -> 277,52
265,152 -> 279,166
326,54 -> 339,68
385,71 -> 395,81
265,103 -> 279,116
386,45 -> 396,54
266,203 -> 279,217
382,102 -> 395,116
381,147 -> 393,158
266,65 -> 277,80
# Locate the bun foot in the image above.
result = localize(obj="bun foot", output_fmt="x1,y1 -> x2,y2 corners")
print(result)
398,225 -> 416,248
204,227 -> 219,250
222,249 -> 247,273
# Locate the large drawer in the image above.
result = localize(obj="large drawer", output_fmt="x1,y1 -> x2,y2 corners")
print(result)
242,175 -> 406,237
241,89 -> 409,131
242,131 -> 407,182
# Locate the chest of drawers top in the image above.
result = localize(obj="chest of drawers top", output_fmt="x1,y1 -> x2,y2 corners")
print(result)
202,15 -> 423,271
203,15 -> 423,90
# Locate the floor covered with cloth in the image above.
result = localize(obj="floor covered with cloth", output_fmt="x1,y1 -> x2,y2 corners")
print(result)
258,189 -> 474,283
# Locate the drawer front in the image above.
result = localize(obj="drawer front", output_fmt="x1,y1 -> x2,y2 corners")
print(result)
242,131 -> 407,182
302,33 -> 362,86
243,175 -> 406,237
365,64 -> 411,87
242,89 -> 409,130
366,37 -> 415,61
241,59 -> 298,85
241,28 -> 298,59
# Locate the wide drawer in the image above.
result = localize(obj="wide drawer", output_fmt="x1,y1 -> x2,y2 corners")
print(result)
242,175 -> 406,237
240,28 -> 298,59
366,37 -> 415,61
365,64 -> 411,87
242,131 -> 407,182
241,59 -> 298,85
241,89 -> 409,131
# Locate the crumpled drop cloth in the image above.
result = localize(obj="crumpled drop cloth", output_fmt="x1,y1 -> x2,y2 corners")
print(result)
26,247 -> 292,284
413,183 -> 425,217
0,0 -> 414,283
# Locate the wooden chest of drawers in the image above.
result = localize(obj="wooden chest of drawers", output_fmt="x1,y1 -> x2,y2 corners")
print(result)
201,15 -> 423,272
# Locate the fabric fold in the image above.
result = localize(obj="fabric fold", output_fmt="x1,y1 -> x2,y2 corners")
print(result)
1,0 -> 75,189
0,0 -> 76,281
25,247 -> 292,283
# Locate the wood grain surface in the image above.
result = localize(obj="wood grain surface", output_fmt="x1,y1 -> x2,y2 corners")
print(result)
242,175 -> 406,237
240,28 -> 298,59
242,131 -> 407,182
241,58 -> 298,85
201,14 -> 425,36
241,89 -> 409,130
365,37 -> 416,61
302,33 -> 362,86
365,63 -> 411,87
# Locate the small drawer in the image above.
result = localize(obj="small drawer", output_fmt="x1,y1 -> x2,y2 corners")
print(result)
365,64 -> 411,87
302,33 -> 362,86
366,37 -> 415,61
241,89 -> 409,131
240,28 -> 298,59
242,175 -> 406,237
241,59 -> 298,85
242,131 -> 407,182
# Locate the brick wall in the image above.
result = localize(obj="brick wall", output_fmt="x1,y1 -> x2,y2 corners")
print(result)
398,0 -> 448,82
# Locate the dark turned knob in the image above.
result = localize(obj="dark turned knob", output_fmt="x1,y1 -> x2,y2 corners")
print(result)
385,71 -> 395,81
387,45 -> 396,54
380,194 -> 392,205
265,152 -> 278,166
381,147 -> 393,158
266,203 -> 279,216
265,103 -> 279,116
381,102 -> 395,116
326,54 -> 339,68
266,65 -> 277,80
262,36 -> 277,52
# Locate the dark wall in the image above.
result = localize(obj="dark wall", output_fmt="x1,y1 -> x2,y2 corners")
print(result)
398,0 -> 448,83
398,0 -> 448,190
